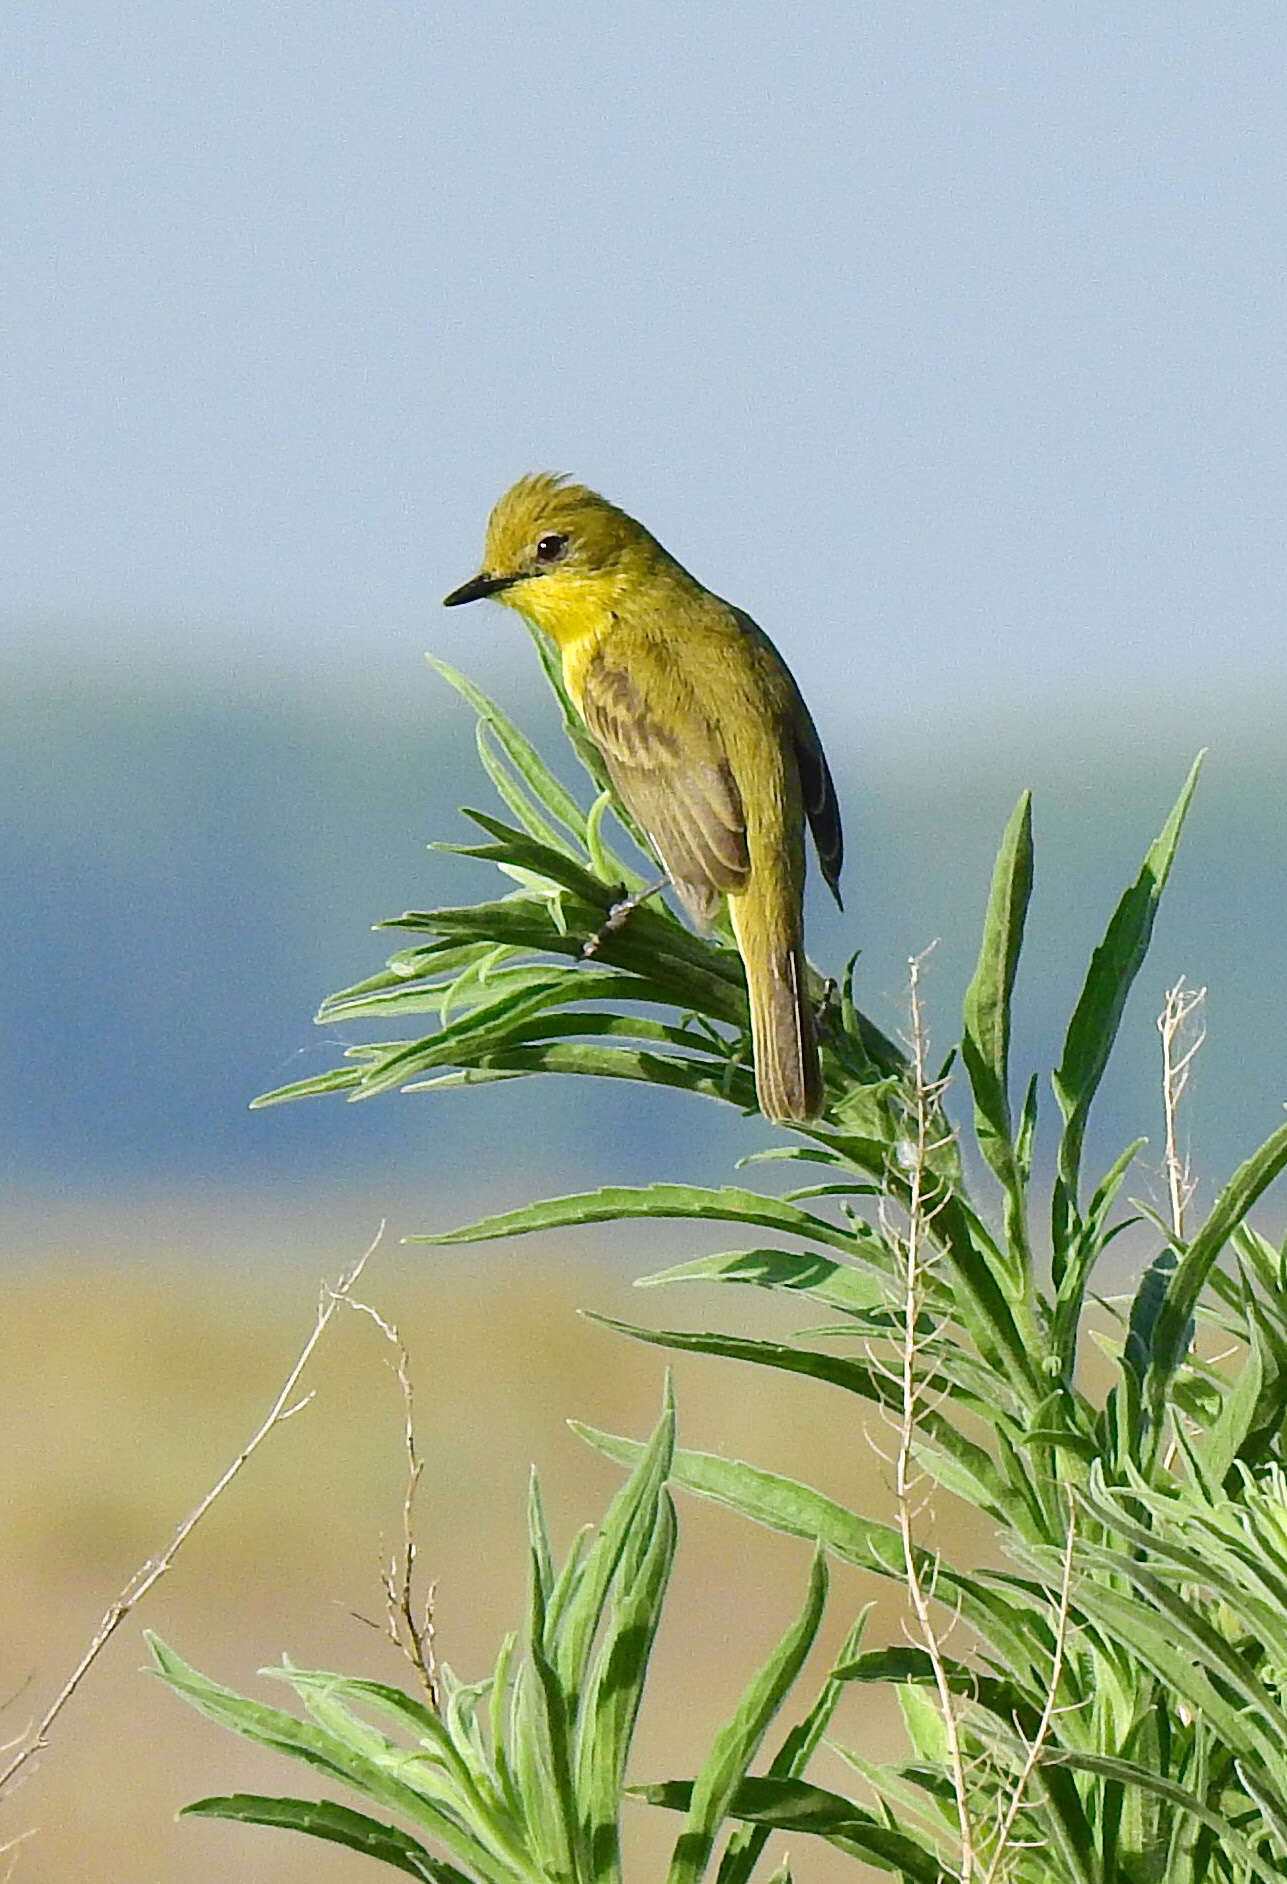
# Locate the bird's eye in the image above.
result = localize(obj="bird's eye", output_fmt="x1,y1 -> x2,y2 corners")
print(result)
535,532 -> 569,564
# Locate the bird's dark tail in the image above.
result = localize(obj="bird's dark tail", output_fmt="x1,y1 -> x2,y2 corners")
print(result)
730,900 -> 822,1124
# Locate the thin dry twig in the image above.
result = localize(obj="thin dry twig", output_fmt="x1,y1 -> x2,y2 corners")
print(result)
0,1225 -> 386,1801
889,947 -> 976,1883
0,1830 -> 37,1881
341,1298 -> 439,1710
1156,979 -> 1207,1474
1158,979 -> 1206,1242
982,1498 -> 1078,1884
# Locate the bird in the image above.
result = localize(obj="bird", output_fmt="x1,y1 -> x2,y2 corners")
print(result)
443,474 -> 843,1123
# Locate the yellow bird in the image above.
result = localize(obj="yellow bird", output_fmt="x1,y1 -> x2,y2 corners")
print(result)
444,474 -> 843,1124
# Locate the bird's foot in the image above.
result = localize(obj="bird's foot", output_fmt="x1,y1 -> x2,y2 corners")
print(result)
582,877 -> 669,957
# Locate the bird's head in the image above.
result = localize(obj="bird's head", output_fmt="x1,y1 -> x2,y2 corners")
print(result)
443,474 -> 677,641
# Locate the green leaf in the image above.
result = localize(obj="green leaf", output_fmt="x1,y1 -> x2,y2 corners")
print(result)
665,1551 -> 828,1884
409,1185 -> 865,1255
511,1505 -> 581,1881
386,891 -> 749,1030
636,1246 -> 887,1313
251,1065 -> 365,1108
473,719 -> 582,861
921,1193 -> 1045,1405
584,787 -> 643,894
345,974 -> 584,1099
834,1650 -> 1102,1882
407,1039 -> 757,1111
527,1470 -> 555,1614
488,1632 -> 522,1820
525,1632 -> 581,1881
1039,1753 -> 1287,1884
147,1636 -> 494,1870
1014,1073 -> 1038,1188
180,1794 -> 455,1881
641,1776 -> 952,1883
450,805 -> 628,898
1147,1119 -> 1287,1419
508,1662 -> 565,1874
572,1428 -> 1045,1688
271,1670 -> 442,1741
587,1316 -> 1008,1514
593,1315 -> 912,1404
427,654 -> 590,843
573,1419 -> 899,1565
376,895 -> 594,968
317,959 -> 551,1026
897,1682 -> 948,1767
317,941 -> 506,1018
487,1009 -> 738,1057
961,792 -> 1034,1280
1195,1330 -> 1263,1488
715,1611 -> 870,1884
1235,1759 -> 1287,1869
1051,752 -> 1205,1268
554,1383 -> 676,1698
576,1491 -> 677,1884
1063,1568 -> 1283,1772
832,1645 -> 1036,1721
1052,1137 -> 1146,1375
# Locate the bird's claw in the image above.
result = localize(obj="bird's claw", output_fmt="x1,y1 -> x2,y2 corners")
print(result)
582,877 -> 669,957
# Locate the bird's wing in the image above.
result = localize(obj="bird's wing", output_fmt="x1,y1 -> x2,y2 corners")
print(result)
728,606 -> 843,910
794,709 -> 843,908
580,653 -> 749,927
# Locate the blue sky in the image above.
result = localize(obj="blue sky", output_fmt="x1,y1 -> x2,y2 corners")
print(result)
5,4 -> 1287,1206
6,2 -> 1286,730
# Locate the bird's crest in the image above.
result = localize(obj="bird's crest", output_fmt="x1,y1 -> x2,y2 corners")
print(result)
483,474 -> 654,581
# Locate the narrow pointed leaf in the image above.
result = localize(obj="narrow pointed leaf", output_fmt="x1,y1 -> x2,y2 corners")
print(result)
1039,1753 -> 1286,1884
445,816 -> 619,911
407,1040 -> 756,1108
252,1066 -> 365,1108
1052,1137 -> 1147,1372
577,1492 -> 678,1882
636,1247 -> 888,1313
586,1315 -> 1006,1509
572,1428 -> 1045,1687
180,1794 -> 455,1881
665,1552 -> 828,1884
427,655 -> 590,841
473,719 -> 582,859
1147,1119 -> 1287,1413
642,1776 -> 951,1883
961,793 -> 1033,1277
555,1385 -> 676,1697
147,1637 -> 492,1869
715,1612 -> 870,1884
1051,753 -> 1204,1263
409,1186 -> 866,1255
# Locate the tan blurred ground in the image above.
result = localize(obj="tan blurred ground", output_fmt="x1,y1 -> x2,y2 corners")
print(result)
0,1191 -> 989,1882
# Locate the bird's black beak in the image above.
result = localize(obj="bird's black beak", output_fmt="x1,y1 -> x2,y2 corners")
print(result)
442,571 -> 519,607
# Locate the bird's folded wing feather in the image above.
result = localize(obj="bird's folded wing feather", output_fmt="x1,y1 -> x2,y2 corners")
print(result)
727,605 -> 843,909
793,709 -> 843,908
580,654 -> 749,926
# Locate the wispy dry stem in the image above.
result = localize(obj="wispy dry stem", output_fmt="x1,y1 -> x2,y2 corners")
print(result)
1158,979 -> 1206,1241
0,1830 -> 36,1881
0,1225 -> 385,1801
342,1297 -> 439,1710
982,1498 -> 1077,1884
891,947 -> 975,1882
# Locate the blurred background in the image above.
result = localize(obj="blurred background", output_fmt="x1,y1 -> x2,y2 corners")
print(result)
4,3 -> 1286,1876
